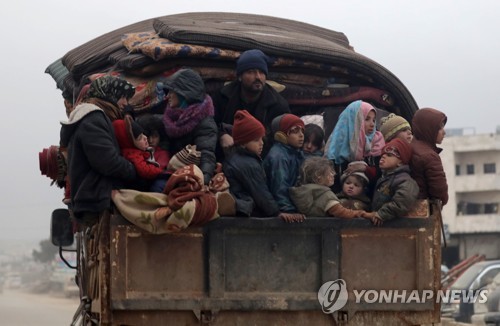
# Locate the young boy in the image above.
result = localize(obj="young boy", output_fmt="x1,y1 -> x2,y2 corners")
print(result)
263,113 -> 305,214
223,110 -> 304,222
337,171 -> 371,211
410,108 -> 448,206
364,138 -> 419,225
379,113 -> 413,143
289,157 -> 368,218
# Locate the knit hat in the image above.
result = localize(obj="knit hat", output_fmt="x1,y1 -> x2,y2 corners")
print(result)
232,110 -> 265,145
272,113 -> 305,134
379,113 -> 411,142
161,69 -> 205,104
167,144 -> 201,172
340,171 -> 369,185
382,138 -> 412,165
236,49 -> 269,76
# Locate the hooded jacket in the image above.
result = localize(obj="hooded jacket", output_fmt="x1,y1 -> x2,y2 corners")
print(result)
112,118 -> 164,180
410,108 -> 448,205
60,103 -> 137,218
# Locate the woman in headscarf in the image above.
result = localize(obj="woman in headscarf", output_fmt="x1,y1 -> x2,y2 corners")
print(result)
324,100 -> 385,194
59,75 -> 137,225
161,69 -> 217,185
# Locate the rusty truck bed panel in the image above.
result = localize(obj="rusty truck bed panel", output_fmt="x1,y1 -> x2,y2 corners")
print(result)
105,206 -> 441,325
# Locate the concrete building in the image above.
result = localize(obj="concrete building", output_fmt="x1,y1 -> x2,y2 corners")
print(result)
440,128 -> 500,266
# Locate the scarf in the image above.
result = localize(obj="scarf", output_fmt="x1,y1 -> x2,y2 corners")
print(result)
83,98 -> 123,121
325,100 -> 385,164
163,94 -> 214,138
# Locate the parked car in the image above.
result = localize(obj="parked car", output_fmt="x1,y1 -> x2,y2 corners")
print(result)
442,260 -> 500,323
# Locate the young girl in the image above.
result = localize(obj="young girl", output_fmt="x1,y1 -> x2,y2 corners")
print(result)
324,100 -> 385,193
289,157 -> 368,218
337,171 -> 371,211
303,123 -> 325,157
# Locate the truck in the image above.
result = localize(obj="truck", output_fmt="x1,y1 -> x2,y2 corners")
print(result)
42,12 -> 443,325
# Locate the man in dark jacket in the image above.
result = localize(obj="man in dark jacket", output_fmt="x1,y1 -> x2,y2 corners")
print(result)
60,76 -> 137,225
212,49 -> 290,159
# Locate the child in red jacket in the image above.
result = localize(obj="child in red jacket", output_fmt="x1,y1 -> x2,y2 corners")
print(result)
113,115 -> 169,192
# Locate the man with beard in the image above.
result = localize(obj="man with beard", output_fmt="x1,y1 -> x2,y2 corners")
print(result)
213,49 -> 290,159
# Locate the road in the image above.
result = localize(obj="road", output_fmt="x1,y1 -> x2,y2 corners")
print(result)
0,289 -> 79,326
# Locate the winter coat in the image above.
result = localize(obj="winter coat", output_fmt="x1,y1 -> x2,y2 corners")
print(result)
212,80 -> 290,157
112,119 -> 164,180
410,108 -> 448,205
59,103 -> 136,218
223,147 -> 280,217
289,184 -> 341,217
337,191 -> 371,211
263,142 -> 304,213
163,95 -> 218,184
371,165 -> 419,220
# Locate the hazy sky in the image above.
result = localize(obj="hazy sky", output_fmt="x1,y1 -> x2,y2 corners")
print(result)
1,0 -> 499,242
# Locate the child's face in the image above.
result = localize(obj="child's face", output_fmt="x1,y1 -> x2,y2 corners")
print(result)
303,135 -> 319,154
135,133 -> 149,151
342,175 -> 365,197
243,137 -> 264,156
379,152 -> 402,171
287,125 -> 304,149
364,110 -> 376,135
317,167 -> 335,187
395,127 -> 413,143
436,125 -> 446,144
148,131 -> 160,147
117,96 -> 129,110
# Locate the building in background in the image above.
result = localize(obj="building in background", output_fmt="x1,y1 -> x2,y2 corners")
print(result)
440,128 -> 500,267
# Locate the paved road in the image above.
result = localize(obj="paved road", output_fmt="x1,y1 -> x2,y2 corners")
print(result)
0,289 -> 79,325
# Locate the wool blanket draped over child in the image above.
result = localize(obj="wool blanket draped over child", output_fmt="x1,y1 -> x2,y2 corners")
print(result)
112,164 -> 228,233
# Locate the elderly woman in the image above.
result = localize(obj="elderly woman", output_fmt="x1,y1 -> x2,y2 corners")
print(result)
161,69 -> 217,185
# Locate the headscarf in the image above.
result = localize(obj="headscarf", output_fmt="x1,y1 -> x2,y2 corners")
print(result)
324,100 -> 385,164
85,75 -> 135,105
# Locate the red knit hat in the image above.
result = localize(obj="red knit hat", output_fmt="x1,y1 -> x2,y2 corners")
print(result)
382,138 -> 413,165
232,110 -> 265,145
272,114 -> 304,134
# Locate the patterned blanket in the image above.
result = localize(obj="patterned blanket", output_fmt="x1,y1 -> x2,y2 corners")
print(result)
112,164 -> 227,234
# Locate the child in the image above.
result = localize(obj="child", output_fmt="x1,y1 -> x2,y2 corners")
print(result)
263,113 -> 305,214
303,123 -> 325,157
379,113 -> 413,143
409,107 -> 448,205
113,115 -> 168,191
337,171 -> 371,211
136,114 -> 171,192
364,138 -> 419,225
324,100 -> 385,193
290,157 -> 368,218
223,110 -> 304,223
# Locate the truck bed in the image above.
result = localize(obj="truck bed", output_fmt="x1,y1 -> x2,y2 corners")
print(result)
90,204 -> 442,325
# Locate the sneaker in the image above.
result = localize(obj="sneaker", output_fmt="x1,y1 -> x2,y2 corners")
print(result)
216,192 -> 236,216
